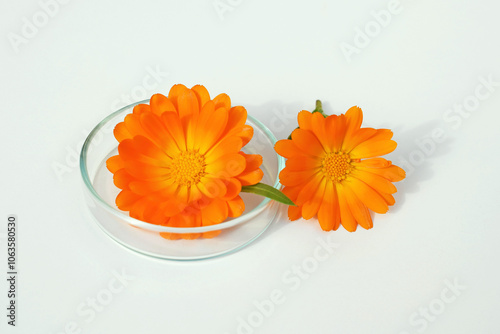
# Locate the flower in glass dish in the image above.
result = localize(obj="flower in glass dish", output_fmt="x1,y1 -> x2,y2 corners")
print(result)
275,103 -> 405,232
106,84 -> 264,239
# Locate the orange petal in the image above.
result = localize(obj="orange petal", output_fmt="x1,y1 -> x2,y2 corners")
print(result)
239,125 -> 254,146
356,164 -> 406,182
291,128 -> 325,157
325,114 -> 347,151
197,177 -> 227,199
194,101 -> 214,141
206,136 -> 243,163
351,169 -> 397,194
213,93 -> 231,110
302,178 -> 326,219
342,184 -> 373,230
201,198 -> 228,225
240,152 -> 262,173
335,183 -> 358,232
223,106 -> 247,138
167,84 -> 189,112
367,129 -> 394,141
129,178 -> 174,196
124,113 -> 146,137
160,199 -> 186,217
297,110 -> 313,130
176,186 -> 191,204
310,112 -> 331,152
380,192 -> 395,206
150,94 -> 176,116
206,153 -> 246,178
116,190 -> 142,211
156,182 -> 181,198
161,214 -> 201,240
227,196 -> 245,217
159,232 -> 182,240
170,213 -> 199,227
343,177 -> 389,214
350,139 -> 397,159
285,155 -> 321,172
282,185 -> 302,202
343,127 -> 377,152
160,112 -> 186,151
117,139 -> 141,161
113,168 -> 135,190
223,178 -> 242,200
129,197 -> 150,221
353,158 -> 391,168
124,159 -> 168,180
118,139 -> 163,166
344,106 -> 363,138
132,103 -> 151,115
279,169 -> 317,187
143,201 -> 172,224
132,135 -> 170,162
178,93 -> 200,149
178,89 -> 200,120
191,85 -> 211,110
201,230 -> 222,238
295,174 -> 324,206
317,182 -> 341,231
288,205 -> 302,221
141,113 -> 183,156
237,169 -> 263,186
106,155 -> 124,173
198,107 -> 229,154
275,140 -> 302,159
113,122 -> 133,142
188,185 -> 204,203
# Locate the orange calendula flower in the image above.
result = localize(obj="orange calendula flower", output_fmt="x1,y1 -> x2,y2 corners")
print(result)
106,84 -> 263,239
275,105 -> 405,232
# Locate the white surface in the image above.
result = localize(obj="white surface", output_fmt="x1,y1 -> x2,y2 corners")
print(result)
1,0 -> 499,333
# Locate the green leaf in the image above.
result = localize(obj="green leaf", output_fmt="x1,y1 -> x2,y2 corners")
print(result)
241,183 -> 296,206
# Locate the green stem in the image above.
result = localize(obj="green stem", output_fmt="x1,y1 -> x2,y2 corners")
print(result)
312,100 -> 325,115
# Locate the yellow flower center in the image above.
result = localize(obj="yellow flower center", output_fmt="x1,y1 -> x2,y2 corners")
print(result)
321,151 -> 353,183
171,150 -> 206,187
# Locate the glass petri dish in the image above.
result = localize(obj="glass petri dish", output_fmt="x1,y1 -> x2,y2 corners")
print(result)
80,100 -> 284,261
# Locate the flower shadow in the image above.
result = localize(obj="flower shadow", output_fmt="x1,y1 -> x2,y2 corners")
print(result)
385,121 -> 454,213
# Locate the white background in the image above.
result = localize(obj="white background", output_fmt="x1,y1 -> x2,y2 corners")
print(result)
1,0 -> 500,333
